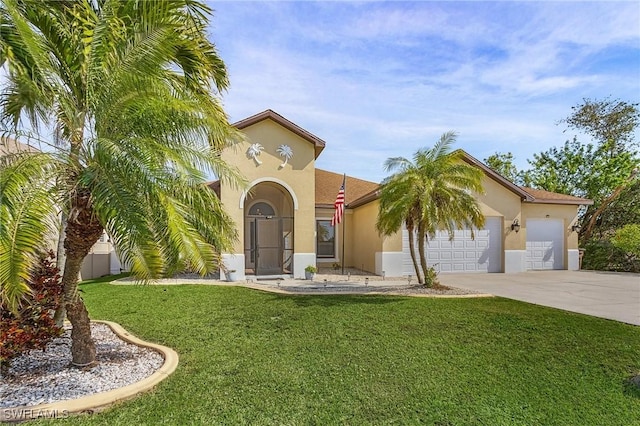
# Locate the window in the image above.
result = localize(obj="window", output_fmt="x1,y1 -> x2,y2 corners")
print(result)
248,201 -> 275,217
316,220 -> 335,258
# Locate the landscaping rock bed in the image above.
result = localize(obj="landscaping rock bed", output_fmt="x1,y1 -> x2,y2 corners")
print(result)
0,323 -> 163,409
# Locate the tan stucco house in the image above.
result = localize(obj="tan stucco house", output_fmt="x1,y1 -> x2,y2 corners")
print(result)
2,110 -> 594,281
213,110 -> 593,280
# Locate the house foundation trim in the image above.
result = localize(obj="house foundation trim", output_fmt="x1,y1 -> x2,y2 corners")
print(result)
294,253 -> 316,279
221,253 -> 246,281
375,252 -> 404,278
504,250 -> 526,273
568,249 -> 580,271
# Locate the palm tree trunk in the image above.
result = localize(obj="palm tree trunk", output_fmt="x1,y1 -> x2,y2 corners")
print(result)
53,213 -> 67,327
62,252 -> 96,367
407,226 -> 423,284
417,222 -> 431,287
62,190 -> 104,367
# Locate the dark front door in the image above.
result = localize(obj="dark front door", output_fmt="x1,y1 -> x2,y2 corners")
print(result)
245,217 -> 293,275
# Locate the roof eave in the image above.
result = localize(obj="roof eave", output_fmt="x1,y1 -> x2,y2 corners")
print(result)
232,109 -> 326,159
348,189 -> 381,209
524,198 -> 594,206
458,151 -> 535,202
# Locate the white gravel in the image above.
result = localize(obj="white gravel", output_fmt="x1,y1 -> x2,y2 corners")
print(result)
0,323 -> 164,408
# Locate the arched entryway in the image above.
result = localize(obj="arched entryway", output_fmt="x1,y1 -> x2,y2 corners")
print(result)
244,182 -> 294,275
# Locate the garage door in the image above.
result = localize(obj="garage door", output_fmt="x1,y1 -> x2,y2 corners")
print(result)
526,219 -> 564,270
402,217 -> 502,274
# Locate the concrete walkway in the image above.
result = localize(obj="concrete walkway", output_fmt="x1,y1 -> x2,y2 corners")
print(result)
438,270 -> 640,326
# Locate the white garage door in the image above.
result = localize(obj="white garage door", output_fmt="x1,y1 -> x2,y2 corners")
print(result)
402,217 -> 502,274
526,219 -> 564,270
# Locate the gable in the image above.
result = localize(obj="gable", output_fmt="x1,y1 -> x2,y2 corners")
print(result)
233,110 -> 325,159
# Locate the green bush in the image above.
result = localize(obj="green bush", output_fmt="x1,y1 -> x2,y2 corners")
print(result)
0,251 -> 64,370
611,224 -> 640,258
582,238 -> 640,273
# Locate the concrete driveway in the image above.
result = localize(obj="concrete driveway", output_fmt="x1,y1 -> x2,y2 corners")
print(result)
438,270 -> 640,326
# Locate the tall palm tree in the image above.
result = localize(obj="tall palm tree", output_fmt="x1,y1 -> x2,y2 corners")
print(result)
376,132 -> 485,286
0,0 -> 244,366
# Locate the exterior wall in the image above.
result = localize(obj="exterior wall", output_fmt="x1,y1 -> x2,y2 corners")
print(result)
376,200 -> 403,277
475,175 -> 521,252
475,175 -> 521,272
221,119 -> 317,278
351,201 -> 382,274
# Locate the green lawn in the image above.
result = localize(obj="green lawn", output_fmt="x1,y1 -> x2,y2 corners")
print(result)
39,281 -> 640,425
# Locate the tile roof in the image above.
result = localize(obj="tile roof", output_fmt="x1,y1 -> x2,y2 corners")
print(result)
520,187 -> 594,205
208,173 -> 592,207
315,169 -> 379,207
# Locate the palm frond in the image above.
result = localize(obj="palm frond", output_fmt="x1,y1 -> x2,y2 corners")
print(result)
0,151 -> 60,311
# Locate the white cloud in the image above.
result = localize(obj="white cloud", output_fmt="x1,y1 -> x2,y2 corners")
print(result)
212,1 -> 640,183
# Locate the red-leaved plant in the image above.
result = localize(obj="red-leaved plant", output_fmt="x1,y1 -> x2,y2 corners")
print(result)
1,250 -> 64,371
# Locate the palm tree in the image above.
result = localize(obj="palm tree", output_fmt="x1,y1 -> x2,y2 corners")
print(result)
0,0 -> 244,366
376,132 -> 485,286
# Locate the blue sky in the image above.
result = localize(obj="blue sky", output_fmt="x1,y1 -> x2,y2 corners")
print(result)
210,1 -> 640,183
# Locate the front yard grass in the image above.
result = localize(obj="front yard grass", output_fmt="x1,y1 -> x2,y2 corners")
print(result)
39,282 -> 640,425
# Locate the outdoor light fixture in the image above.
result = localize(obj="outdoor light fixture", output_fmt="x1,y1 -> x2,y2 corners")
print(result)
511,219 -> 521,233
571,223 -> 582,233
365,277 -> 369,287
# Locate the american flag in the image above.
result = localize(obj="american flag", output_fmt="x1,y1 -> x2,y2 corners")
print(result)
331,175 -> 345,227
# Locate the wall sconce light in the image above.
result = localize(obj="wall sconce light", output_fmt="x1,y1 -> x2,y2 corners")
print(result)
571,223 -> 582,233
511,219 -> 521,233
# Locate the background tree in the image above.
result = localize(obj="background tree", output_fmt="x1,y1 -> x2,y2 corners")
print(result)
523,99 -> 639,242
484,152 -> 522,184
0,0 -> 243,366
559,97 -> 640,156
377,132 -> 485,287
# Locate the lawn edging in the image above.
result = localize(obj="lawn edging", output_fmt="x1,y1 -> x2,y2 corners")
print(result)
0,320 -> 178,423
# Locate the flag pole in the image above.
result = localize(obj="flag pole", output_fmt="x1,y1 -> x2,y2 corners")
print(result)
341,174 -> 346,276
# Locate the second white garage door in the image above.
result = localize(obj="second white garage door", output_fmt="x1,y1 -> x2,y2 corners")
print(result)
526,219 -> 564,270
402,217 -> 502,274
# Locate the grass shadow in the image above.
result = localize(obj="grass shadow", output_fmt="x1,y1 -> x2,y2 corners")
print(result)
278,293 -> 408,308
79,272 -> 130,286
624,375 -> 640,399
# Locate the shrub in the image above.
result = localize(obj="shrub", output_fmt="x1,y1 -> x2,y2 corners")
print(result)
424,265 -> 440,287
0,251 -> 64,370
582,238 -> 640,273
611,224 -> 640,258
